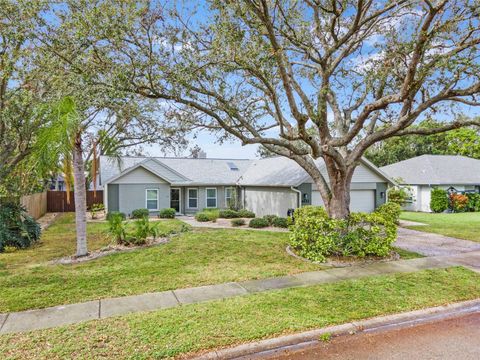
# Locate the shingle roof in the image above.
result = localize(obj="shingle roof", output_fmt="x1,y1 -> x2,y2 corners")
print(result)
99,156 -> 253,186
100,155 -> 393,187
237,156 -> 313,186
380,155 -> 480,185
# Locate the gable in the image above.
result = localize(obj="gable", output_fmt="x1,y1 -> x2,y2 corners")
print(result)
109,167 -> 168,184
303,162 -> 386,184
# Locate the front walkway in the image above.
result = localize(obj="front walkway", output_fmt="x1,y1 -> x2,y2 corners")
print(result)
395,227 -> 480,257
1,251 -> 479,335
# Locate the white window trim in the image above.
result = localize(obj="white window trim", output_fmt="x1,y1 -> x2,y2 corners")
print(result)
205,187 -> 217,208
170,187 -> 182,214
145,188 -> 159,211
225,186 -> 235,207
187,188 -> 198,209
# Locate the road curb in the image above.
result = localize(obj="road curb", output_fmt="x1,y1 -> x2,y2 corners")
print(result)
191,298 -> 480,360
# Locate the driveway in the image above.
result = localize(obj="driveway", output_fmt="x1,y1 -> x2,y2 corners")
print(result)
263,312 -> 480,360
394,227 -> 480,257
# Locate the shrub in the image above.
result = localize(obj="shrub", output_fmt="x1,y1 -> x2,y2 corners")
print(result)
195,211 -> 218,222
466,193 -> 480,212
131,217 -> 151,245
272,216 -> 289,228
238,209 -> 255,218
263,214 -> 278,225
449,193 -> 468,213
219,209 -> 240,218
106,211 -> 126,221
231,218 -> 246,227
386,187 -> 409,206
107,212 -> 127,244
158,208 -> 176,219
0,202 -> 41,252
131,208 -> 149,219
288,206 -> 396,262
430,188 -> 448,213
375,202 -> 402,224
249,217 -> 270,228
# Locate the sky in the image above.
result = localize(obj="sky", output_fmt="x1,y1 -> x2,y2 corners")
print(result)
143,130 -> 260,159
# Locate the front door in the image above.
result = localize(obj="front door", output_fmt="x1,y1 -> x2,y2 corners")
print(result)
170,188 -> 181,213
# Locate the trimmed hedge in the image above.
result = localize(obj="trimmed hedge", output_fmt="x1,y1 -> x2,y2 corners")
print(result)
263,215 -> 278,225
131,208 -> 149,219
238,209 -> 255,218
231,218 -> 246,227
195,210 -> 218,222
289,206 -> 396,262
249,218 -> 270,228
430,188 -> 448,213
219,209 -> 239,218
272,216 -> 289,228
159,208 -> 176,219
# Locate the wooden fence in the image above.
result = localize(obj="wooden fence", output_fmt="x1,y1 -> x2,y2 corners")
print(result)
47,191 -> 104,212
20,192 -> 48,219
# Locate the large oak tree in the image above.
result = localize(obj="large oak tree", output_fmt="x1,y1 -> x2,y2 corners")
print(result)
50,0 -> 480,218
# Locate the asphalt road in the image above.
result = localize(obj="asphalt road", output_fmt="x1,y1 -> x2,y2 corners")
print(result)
262,312 -> 480,360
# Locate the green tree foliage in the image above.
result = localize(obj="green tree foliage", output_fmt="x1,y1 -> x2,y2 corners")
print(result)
366,119 -> 480,167
430,188 -> 449,213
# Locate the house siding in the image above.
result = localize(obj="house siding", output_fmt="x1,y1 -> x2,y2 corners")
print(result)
244,186 -> 298,217
118,183 -> 170,216
110,167 -> 168,184
107,184 -> 119,212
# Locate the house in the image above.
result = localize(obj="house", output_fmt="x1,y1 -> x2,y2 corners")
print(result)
99,155 -> 394,217
380,155 -> 480,212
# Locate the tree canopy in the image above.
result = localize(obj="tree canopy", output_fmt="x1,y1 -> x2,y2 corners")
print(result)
38,0 -> 480,218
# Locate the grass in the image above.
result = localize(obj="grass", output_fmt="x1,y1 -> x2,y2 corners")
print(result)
400,211 -> 480,242
392,246 -> 424,259
0,214 -> 318,312
0,267 -> 478,359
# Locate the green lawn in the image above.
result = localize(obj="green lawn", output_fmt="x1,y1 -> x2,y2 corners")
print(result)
1,267 -> 478,359
0,214 -> 319,312
400,211 -> 480,242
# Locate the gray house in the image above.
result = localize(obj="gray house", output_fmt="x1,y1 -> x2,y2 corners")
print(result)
381,155 -> 480,212
99,155 -> 394,217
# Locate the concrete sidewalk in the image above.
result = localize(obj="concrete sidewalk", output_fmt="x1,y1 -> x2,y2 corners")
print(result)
1,251 -> 478,335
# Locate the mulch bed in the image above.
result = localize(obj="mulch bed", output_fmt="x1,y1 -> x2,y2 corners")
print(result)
51,237 -> 170,265
286,245 -> 400,268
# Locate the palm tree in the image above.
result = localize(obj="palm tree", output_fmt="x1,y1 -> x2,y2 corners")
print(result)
35,97 -> 88,256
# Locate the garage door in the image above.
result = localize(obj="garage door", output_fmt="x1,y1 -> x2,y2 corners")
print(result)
311,190 -> 375,213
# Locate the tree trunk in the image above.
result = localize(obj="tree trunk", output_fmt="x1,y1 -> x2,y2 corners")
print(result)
73,134 -> 88,257
327,179 -> 351,219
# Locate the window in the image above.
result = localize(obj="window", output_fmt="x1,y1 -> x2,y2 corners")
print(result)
146,189 -> 158,210
226,161 -> 239,171
188,188 -> 198,209
206,188 -> 217,208
225,187 -> 236,208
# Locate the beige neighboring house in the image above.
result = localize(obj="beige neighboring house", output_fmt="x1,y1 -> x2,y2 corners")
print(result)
381,155 -> 480,212
99,155 -> 394,217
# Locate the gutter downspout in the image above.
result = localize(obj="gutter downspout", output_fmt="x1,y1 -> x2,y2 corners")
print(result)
291,186 -> 302,209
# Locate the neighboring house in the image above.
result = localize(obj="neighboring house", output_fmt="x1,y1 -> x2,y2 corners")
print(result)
381,155 -> 480,212
99,155 -> 394,217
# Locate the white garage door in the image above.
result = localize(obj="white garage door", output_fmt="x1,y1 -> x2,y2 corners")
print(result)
311,190 -> 375,213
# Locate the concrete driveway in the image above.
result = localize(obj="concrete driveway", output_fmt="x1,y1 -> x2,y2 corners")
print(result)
394,227 -> 480,257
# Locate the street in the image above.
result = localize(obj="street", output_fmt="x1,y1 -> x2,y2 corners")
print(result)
261,312 -> 480,360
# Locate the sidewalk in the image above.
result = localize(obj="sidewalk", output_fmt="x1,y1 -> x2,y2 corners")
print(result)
1,251 -> 478,335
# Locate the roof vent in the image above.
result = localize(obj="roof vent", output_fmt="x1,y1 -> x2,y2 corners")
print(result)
227,161 -> 239,171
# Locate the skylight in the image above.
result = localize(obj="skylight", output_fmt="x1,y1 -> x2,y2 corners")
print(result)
227,161 -> 239,171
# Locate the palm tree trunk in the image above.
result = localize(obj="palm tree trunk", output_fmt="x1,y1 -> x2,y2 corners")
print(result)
73,134 -> 88,257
